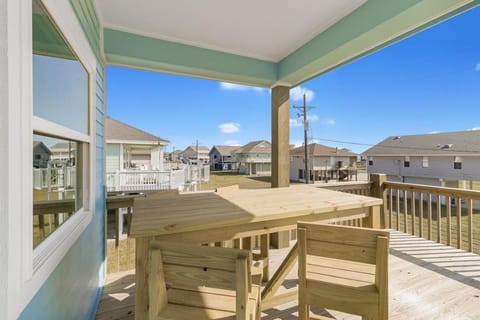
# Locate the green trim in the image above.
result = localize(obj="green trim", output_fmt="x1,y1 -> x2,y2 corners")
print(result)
278,0 -> 480,85
90,0 -> 478,87
104,29 -> 277,87
70,0 -> 102,62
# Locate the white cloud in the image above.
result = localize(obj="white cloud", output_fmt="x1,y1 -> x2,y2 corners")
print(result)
290,86 -> 315,103
468,127 -> 480,131
475,63 -> 480,72
220,82 -> 266,92
290,119 -> 303,127
308,114 -> 319,121
291,140 -> 303,148
224,140 -> 242,146
218,122 -> 241,134
310,139 -> 320,144
321,119 -> 336,125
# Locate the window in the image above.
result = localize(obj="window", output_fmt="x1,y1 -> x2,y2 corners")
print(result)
454,156 -> 462,170
32,1 -> 89,249
404,157 -> 410,167
368,157 -> 373,166
422,156 -> 429,168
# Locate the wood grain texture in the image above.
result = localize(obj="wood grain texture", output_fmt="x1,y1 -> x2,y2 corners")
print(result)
96,231 -> 480,320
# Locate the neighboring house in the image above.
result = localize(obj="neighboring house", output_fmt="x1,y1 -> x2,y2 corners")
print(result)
33,141 -> 52,168
363,130 -> 480,189
50,142 -> 77,166
106,116 -> 169,172
209,145 -> 239,170
234,140 -> 271,175
181,145 -> 210,165
290,143 -> 358,182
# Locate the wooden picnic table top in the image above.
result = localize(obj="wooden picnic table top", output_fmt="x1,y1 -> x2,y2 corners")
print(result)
129,185 -> 382,238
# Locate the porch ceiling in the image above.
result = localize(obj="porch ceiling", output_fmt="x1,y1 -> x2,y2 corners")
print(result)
94,0 -> 479,87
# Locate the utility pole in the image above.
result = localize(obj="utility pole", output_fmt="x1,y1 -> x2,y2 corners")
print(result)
293,93 -> 315,184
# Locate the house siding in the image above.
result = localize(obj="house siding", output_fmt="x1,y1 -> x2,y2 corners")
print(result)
368,156 -> 480,182
19,1 -> 105,319
106,144 -> 120,173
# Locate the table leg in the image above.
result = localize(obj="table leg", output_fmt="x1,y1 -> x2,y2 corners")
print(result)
365,205 -> 380,228
135,236 -> 151,320
260,234 -> 269,282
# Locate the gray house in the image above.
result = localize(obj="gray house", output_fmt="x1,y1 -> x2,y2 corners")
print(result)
363,130 -> 480,190
33,141 -> 52,168
209,145 -> 239,170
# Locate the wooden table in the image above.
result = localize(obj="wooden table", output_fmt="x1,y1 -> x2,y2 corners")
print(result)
129,185 -> 383,319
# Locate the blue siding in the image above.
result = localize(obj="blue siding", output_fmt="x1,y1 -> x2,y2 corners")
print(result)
19,1 -> 105,319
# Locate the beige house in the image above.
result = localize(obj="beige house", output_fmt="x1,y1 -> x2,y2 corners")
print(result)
290,143 -> 358,182
106,117 -> 169,172
181,145 -> 210,165
234,140 -> 271,175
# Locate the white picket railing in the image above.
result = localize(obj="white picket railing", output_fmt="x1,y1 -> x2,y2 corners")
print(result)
106,165 -> 210,192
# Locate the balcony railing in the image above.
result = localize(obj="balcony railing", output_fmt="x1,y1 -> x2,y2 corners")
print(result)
383,180 -> 480,253
322,174 -> 480,254
106,165 -> 210,192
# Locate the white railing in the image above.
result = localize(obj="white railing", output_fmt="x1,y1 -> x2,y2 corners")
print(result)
33,166 -> 76,190
106,165 -> 210,192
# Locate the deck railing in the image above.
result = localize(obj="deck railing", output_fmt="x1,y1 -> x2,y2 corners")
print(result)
382,180 -> 480,253
316,181 -> 373,195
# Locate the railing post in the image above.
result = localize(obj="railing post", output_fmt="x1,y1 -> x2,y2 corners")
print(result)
370,173 -> 387,228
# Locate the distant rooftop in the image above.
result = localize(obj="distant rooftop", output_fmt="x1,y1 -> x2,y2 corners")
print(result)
291,143 -> 357,157
233,140 -> 271,154
363,130 -> 480,156
106,117 -> 169,144
211,145 -> 239,156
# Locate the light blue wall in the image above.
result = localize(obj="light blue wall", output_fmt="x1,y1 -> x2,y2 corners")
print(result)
19,1 -> 105,319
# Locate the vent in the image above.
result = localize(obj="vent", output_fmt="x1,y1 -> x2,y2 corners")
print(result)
439,144 -> 453,149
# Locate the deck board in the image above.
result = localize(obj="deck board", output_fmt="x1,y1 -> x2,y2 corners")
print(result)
95,231 -> 480,320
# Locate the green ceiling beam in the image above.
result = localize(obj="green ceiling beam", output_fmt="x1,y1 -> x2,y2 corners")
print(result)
101,0 -> 479,88
277,0 -> 479,86
104,29 -> 277,88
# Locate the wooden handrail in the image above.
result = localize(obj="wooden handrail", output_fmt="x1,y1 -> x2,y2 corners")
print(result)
381,179 -> 479,253
33,199 -> 75,215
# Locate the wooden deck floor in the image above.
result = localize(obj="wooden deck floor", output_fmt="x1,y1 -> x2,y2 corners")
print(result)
95,231 -> 480,320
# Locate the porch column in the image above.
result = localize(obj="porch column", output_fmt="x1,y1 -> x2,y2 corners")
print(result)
271,85 -> 290,188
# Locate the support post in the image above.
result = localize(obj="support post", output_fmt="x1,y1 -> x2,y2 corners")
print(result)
271,86 -> 290,188
370,173 -> 387,228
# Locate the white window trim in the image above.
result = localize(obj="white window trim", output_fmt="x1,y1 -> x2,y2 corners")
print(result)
5,0 -> 98,318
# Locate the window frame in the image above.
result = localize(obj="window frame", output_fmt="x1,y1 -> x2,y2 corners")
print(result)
422,156 -> 429,168
454,156 -> 462,170
7,0 -> 98,316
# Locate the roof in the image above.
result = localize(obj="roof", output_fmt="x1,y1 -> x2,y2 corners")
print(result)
291,143 -> 357,157
106,117 -> 169,144
50,142 -> 75,151
210,145 -> 239,156
91,1 -> 474,87
363,130 -> 480,156
183,145 -> 210,153
33,141 -> 52,154
233,140 -> 271,154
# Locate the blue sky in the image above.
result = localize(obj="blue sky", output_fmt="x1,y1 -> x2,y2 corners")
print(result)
106,7 -> 479,154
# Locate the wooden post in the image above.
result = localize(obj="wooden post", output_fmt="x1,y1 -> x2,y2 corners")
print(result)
369,173 -> 387,228
271,86 -> 290,188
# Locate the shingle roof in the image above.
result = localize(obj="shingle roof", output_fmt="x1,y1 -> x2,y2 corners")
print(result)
106,117 -> 169,144
291,143 -> 357,157
183,145 -> 210,153
211,145 -> 239,155
233,140 -> 271,154
363,130 -> 480,156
